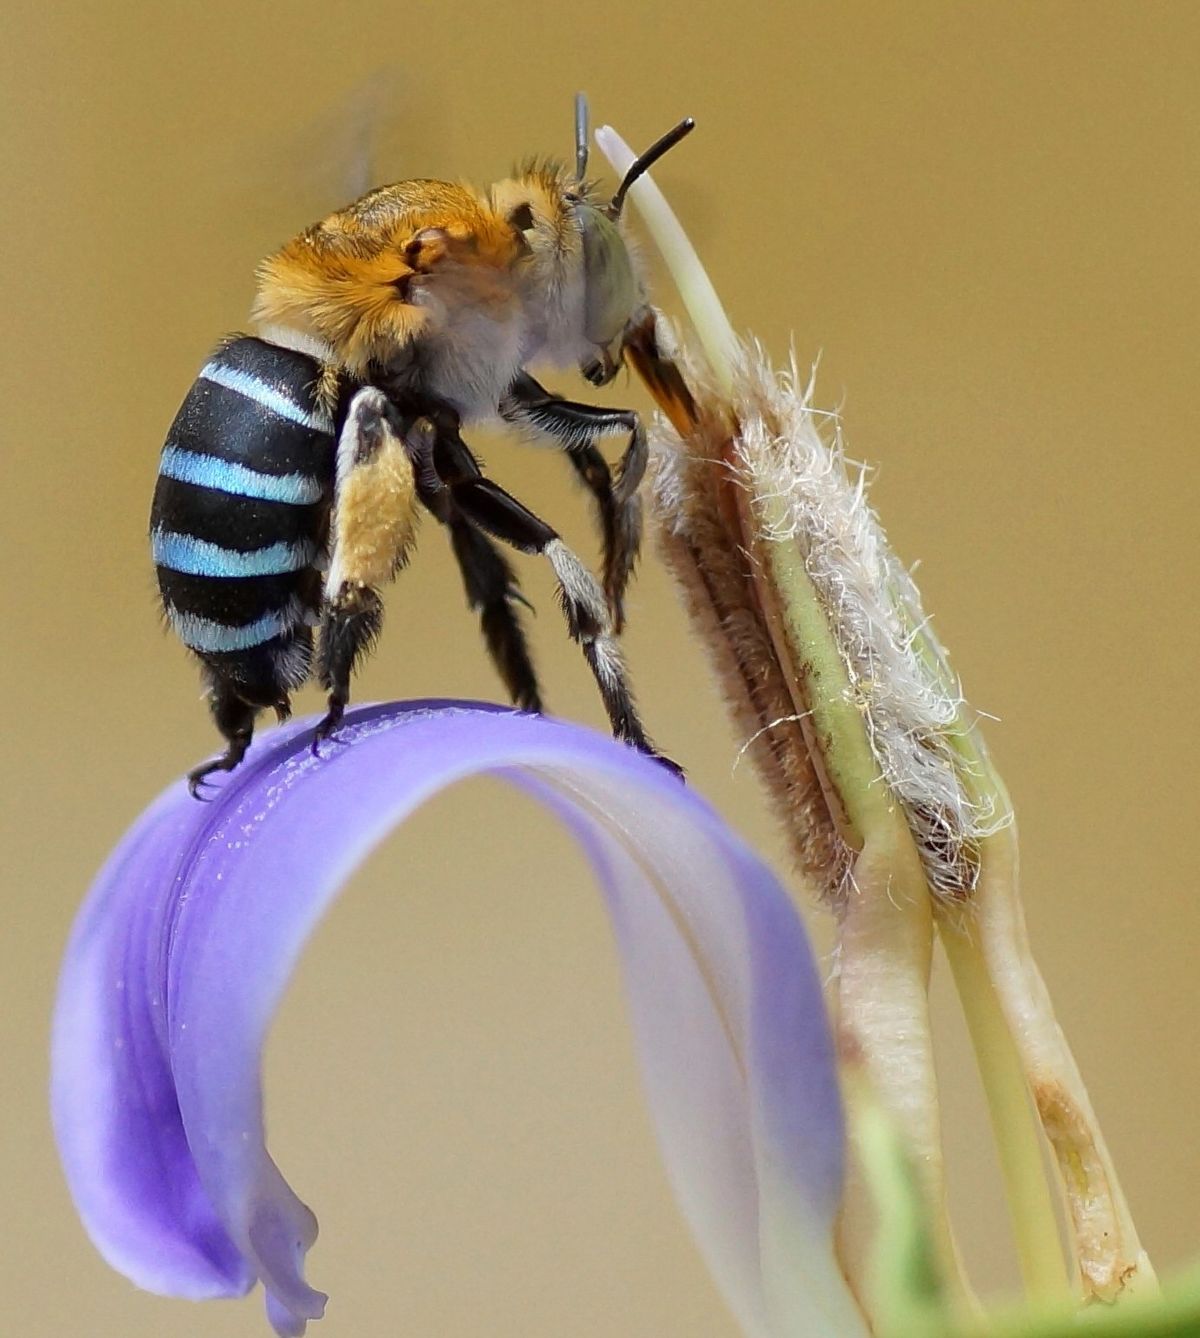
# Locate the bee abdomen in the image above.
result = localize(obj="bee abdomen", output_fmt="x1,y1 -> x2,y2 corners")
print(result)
151,335 -> 345,703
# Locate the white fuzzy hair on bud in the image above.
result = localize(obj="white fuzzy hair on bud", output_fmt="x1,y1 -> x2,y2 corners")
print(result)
738,345 -> 1007,894
651,340 -> 1009,900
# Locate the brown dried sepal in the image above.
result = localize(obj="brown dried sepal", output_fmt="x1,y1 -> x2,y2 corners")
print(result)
650,374 -> 850,901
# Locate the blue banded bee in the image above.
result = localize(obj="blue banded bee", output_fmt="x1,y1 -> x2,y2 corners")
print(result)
150,99 -> 695,794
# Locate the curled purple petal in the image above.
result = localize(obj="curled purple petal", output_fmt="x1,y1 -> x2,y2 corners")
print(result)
53,701 -> 864,1336
51,782 -> 255,1298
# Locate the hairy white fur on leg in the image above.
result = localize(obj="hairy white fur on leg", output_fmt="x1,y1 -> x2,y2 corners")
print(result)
544,537 -> 609,637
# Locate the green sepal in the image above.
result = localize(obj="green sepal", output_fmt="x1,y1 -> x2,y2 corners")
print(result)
963,1270 -> 1200,1338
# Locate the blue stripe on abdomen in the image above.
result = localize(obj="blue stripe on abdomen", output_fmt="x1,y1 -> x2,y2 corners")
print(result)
152,529 -> 316,578
199,360 -> 335,433
158,446 -> 324,505
165,604 -> 300,654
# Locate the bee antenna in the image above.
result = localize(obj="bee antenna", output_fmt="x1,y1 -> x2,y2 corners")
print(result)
608,117 -> 695,219
574,92 -> 589,182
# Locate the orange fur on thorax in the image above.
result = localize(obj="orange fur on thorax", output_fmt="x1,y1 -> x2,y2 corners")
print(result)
253,180 -> 525,377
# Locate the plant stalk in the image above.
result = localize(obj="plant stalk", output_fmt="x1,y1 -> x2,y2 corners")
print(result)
938,914 -> 1068,1303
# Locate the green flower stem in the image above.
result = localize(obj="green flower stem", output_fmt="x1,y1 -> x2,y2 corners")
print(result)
903,606 -> 1154,1303
938,918 -> 1067,1303
929,659 -> 1153,1299
967,821 -> 1156,1302
962,1271 -> 1200,1338
744,492 -> 903,848
896,610 -> 1067,1303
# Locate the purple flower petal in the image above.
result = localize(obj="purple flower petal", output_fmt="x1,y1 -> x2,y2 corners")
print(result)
52,701 -> 864,1336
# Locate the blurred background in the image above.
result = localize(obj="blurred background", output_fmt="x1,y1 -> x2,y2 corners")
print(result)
3,2 -> 1196,1334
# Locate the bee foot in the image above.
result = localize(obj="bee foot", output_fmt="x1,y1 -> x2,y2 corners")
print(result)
186,739 -> 249,801
311,703 -> 346,758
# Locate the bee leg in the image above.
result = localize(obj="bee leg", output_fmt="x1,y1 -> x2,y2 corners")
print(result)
500,373 -> 645,632
314,585 -> 384,752
447,517 -> 543,712
430,418 -> 678,775
387,408 -> 544,713
188,675 -> 257,799
314,388 -> 420,752
569,442 -> 641,635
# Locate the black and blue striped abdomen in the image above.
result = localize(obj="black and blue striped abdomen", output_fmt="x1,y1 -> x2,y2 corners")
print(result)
151,335 -> 343,702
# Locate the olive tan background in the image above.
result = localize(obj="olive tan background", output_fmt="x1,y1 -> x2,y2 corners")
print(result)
3,2 -> 1196,1334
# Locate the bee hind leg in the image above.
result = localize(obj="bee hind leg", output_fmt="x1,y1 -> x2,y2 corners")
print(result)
314,387 -> 420,753
188,676 -> 257,800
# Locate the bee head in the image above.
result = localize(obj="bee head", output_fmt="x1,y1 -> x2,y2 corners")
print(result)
492,101 -> 694,384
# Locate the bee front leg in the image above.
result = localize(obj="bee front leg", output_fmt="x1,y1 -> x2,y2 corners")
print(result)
314,387 -> 420,752
500,372 -> 646,632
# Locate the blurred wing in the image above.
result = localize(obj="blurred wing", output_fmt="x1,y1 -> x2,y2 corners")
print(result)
222,69 -> 449,247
